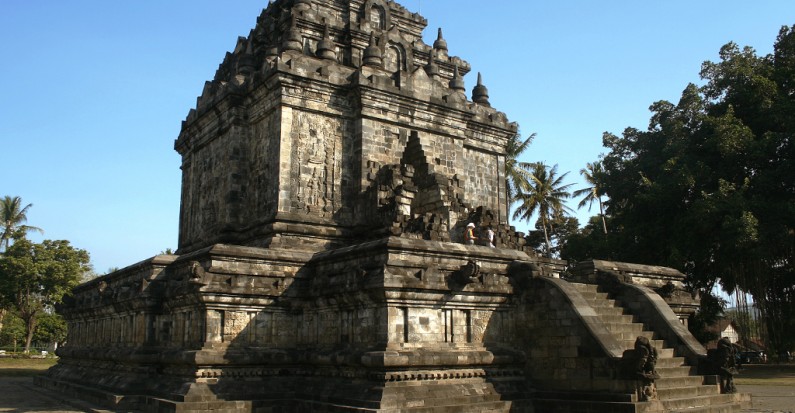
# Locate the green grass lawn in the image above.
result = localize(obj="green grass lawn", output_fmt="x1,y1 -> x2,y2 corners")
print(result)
0,357 -> 57,377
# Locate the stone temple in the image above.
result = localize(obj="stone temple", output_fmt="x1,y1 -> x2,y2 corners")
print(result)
39,0 -> 751,411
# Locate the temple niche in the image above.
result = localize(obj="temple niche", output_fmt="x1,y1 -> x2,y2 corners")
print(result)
40,0 -> 750,412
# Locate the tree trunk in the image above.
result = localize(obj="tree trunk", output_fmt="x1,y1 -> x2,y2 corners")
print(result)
541,215 -> 551,257
598,198 -> 608,235
0,308 -> 6,334
23,315 -> 36,354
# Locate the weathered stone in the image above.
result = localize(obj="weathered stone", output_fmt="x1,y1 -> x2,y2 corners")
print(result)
38,1 -> 749,412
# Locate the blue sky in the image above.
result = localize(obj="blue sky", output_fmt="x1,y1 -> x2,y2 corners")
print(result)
2,1 -> 792,273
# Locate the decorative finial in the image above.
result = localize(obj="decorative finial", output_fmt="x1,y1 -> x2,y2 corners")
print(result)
236,41 -> 256,75
449,65 -> 465,92
282,15 -> 303,52
316,24 -> 337,60
472,72 -> 490,106
363,32 -> 383,67
433,28 -> 448,51
424,49 -> 439,78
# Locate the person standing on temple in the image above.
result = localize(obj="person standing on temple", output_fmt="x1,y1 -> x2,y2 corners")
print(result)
486,225 -> 495,247
464,223 -> 477,245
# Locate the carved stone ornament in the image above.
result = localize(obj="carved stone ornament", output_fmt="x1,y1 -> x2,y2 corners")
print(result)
451,260 -> 480,285
710,337 -> 739,394
189,261 -> 209,286
620,336 -> 660,401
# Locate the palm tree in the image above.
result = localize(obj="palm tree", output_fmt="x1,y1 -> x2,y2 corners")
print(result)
572,161 -> 608,234
504,132 -> 536,202
512,163 -> 574,256
1,195 -> 43,251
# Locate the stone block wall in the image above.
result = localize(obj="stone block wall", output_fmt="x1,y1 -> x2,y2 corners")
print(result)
515,278 -> 621,393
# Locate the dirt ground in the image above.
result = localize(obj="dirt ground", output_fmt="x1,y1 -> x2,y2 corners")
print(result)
0,366 -> 792,412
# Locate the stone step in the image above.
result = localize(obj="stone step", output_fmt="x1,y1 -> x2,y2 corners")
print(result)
659,393 -> 738,412
619,340 -> 672,357
598,314 -> 637,324
618,335 -> 664,346
570,282 -> 598,292
533,398 -> 637,413
589,298 -> 619,308
604,322 -> 644,335
393,400 -> 513,412
566,283 -> 744,412
657,384 -> 721,400
666,404 -> 741,413
573,283 -> 678,359
592,305 -> 627,316
380,381 -> 507,409
659,348 -> 676,359
657,365 -> 696,376
577,290 -> 611,302
655,375 -> 707,389
656,357 -> 687,368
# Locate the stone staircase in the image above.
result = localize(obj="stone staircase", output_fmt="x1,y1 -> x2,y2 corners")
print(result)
570,282 -> 744,413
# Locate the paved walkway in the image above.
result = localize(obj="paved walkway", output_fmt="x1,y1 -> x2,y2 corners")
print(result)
0,377 -> 792,412
737,383 -> 795,413
0,377 -> 84,413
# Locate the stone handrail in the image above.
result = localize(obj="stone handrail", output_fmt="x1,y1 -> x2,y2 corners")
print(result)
617,282 -> 707,366
535,276 -> 626,359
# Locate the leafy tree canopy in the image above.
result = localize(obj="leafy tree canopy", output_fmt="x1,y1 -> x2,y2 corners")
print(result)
567,25 -> 795,353
504,131 -> 536,202
513,162 -> 574,257
0,238 -> 90,353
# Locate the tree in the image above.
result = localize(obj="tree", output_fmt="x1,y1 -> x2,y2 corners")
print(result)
0,311 -> 25,351
512,162 -> 574,256
1,196 -> 43,251
0,309 -> 67,352
504,132 -> 536,202
525,213 -> 580,258
689,292 -> 727,345
0,196 -> 44,336
560,215 -> 615,263
0,238 -> 90,353
572,161 -> 608,234
33,311 -> 68,349
584,25 -> 795,354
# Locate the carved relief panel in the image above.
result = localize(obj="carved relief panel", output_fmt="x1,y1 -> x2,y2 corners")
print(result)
290,112 -> 344,217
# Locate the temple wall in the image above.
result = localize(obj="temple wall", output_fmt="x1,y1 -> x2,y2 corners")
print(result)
178,111 -> 251,249
463,147 -> 504,222
245,111 -> 280,224
64,301 -> 514,351
515,280 -> 617,392
61,240 -> 533,353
